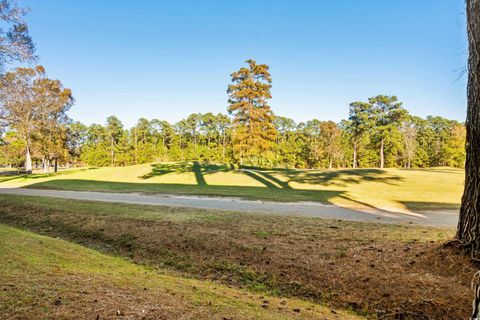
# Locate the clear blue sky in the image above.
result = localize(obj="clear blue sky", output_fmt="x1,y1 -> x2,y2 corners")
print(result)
23,0 -> 467,128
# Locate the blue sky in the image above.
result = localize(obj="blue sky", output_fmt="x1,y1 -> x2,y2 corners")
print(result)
23,0 -> 467,128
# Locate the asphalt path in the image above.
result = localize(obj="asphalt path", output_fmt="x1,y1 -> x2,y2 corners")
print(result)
0,188 -> 458,227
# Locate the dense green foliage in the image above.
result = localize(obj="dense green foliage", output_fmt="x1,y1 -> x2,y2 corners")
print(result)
1,99 -> 466,170
0,60 -> 465,170
65,112 -> 464,169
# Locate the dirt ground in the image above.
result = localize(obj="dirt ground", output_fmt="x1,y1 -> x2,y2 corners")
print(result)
0,196 -> 475,319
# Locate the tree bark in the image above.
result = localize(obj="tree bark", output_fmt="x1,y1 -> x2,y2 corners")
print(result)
457,1 -> 480,318
457,0 -> 480,253
42,157 -> 47,174
25,146 -> 32,174
353,140 -> 357,169
134,128 -> 138,165
222,131 -> 226,160
380,138 -> 384,169
43,158 -> 50,174
110,137 -> 115,166
193,130 -> 197,156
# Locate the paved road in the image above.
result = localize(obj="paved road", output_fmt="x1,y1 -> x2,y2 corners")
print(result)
0,188 -> 458,228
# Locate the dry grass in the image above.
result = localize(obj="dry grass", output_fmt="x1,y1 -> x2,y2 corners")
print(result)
0,224 -> 360,320
0,194 -> 474,319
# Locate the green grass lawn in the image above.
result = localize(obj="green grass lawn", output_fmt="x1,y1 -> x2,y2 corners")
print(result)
0,223 -> 361,319
0,162 -> 464,212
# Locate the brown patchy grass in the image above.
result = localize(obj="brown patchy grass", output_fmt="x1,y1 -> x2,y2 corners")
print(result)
0,195 -> 474,319
0,225 -> 359,320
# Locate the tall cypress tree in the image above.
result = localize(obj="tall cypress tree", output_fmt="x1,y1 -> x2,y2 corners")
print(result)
227,59 -> 277,165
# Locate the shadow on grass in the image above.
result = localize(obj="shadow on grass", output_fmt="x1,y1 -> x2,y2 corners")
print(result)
254,170 -> 292,189
0,175 -> 26,183
140,162 -> 233,183
280,168 -> 404,187
141,162 -> 403,189
0,168 -> 97,183
400,201 -> 460,211
192,161 -> 207,186
140,162 -> 193,179
23,179 -> 348,204
399,168 -> 464,175
241,170 -> 279,189
240,165 -> 403,187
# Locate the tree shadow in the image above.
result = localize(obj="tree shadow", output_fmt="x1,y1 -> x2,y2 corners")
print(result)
0,175 -> 25,183
141,161 -> 238,186
140,162 -> 193,179
23,179 -> 348,205
0,168 -> 97,183
400,201 -> 460,211
141,163 -> 404,190
192,161 -> 207,186
401,168 -> 463,175
239,166 -> 403,188
241,170 -> 279,189
239,169 -> 292,189
254,170 -> 291,189
279,168 -> 404,187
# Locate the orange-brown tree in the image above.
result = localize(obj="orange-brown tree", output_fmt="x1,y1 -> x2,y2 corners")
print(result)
0,66 -> 73,173
227,59 -> 277,166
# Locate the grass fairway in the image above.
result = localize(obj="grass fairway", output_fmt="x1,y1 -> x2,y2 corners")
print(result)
0,194 -> 473,319
0,162 -> 464,212
0,223 -> 361,320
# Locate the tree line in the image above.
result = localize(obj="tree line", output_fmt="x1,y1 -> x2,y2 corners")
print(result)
0,60 -> 466,171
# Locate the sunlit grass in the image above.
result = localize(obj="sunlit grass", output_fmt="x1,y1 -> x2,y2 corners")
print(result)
0,162 -> 464,212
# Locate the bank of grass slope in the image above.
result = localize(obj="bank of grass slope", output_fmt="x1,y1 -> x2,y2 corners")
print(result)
0,194 -> 474,319
0,162 -> 464,212
0,223 -> 360,320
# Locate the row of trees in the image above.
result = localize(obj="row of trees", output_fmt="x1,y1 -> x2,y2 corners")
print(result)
0,60 -> 466,170
61,110 -> 463,170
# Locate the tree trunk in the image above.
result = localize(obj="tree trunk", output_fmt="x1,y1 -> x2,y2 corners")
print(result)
111,137 -> 115,166
42,157 -> 47,174
44,158 -> 50,174
54,158 -> 58,173
457,0 -> 480,253
353,140 -> 357,169
380,138 -> 384,169
457,1 -> 480,318
222,131 -> 226,160
194,131 -> 197,156
25,146 -> 32,174
134,128 -> 138,165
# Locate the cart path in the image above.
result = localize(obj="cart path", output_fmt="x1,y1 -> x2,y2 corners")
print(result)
0,187 -> 458,228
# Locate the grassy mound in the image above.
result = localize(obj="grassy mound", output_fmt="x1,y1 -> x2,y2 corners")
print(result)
0,223 -> 360,319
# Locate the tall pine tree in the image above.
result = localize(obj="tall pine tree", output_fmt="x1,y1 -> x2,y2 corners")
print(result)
227,59 -> 277,165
